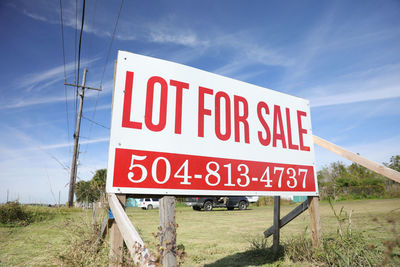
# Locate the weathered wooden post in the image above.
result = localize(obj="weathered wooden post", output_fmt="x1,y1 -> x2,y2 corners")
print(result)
109,194 -> 126,267
272,196 -> 281,255
308,196 -> 322,247
159,196 -> 177,267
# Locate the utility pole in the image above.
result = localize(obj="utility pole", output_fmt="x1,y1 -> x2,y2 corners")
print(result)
66,68 -> 101,207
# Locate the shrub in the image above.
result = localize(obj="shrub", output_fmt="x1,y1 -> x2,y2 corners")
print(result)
57,214 -> 109,266
0,202 -> 31,225
284,230 -> 381,266
0,202 -> 61,226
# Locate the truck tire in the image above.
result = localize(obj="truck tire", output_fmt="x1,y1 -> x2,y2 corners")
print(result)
238,201 -> 247,210
203,201 -> 213,211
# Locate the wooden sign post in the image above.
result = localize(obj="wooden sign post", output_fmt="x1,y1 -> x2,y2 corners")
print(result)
265,195 -> 322,251
159,196 -> 177,266
109,195 -> 126,266
272,196 -> 281,254
308,196 -> 321,247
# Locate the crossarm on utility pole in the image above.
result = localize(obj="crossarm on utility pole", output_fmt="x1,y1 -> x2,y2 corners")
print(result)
313,135 -> 400,183
64,83 -> 102,91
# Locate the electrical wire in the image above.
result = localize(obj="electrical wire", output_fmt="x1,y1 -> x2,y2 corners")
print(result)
74,0 -> 78,128
82,0 -> 100,154
59,0 -> 71,153
82,115 -> 110,129
76,0 -> 86,89
100,0 -> 124,88
83,0 -> 124,153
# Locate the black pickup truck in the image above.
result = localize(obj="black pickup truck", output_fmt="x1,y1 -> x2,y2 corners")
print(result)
185,196 -> 249,211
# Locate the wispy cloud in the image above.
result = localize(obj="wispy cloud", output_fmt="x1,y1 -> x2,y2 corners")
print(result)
211,32 -> 293,78
17,57 -> 100,91
310,85 -> 400,107
0,90 -> 108,110
0,56 -> 102,110
22,9 -> 48,22
1,95 -> 67,110
40,137 -> 109,150
148,30 -> 205,47
307,63 -> 400,107
278,8 -> 337,90
15,1 -> 208,49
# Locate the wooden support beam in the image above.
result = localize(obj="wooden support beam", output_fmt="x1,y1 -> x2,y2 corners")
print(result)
264,199 -> 309,238
313,135 -> 400,183
159,196 -> 177,267
108,194 -> 154,266
308,196 -> 322,247
272,196 -> 280,255
109,195 -> 125,267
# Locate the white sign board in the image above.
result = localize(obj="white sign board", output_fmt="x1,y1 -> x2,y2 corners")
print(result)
106,51 -> 318,196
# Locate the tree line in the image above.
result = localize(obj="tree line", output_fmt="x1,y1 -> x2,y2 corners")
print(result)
317,155 -> 400,200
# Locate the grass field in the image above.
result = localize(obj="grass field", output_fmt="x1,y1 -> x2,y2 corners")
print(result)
1,198 -> 399,266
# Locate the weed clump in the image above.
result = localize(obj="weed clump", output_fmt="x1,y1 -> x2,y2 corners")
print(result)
247,199 -> 398,266
57,217 -> 109,266
0,202 -> 34,225
284,199 -> 389,266
0,202 -> 59,226
285,230 -> 380,266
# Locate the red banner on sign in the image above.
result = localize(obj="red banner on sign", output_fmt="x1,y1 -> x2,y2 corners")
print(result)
113,148 -> 316,193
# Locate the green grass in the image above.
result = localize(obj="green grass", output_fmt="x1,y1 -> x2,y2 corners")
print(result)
0,199 -> 399,266
0,206 -> 98,267
127,198 -> 400,266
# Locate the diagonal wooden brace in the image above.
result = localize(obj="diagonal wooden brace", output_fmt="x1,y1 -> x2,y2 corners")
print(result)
108,193 -> 155,266
264,199 -> 309,238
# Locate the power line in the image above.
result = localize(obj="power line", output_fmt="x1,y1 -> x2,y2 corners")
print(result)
83,0 -> 99,148
83,0 -> 124,153
100,0 -> 124,88
82,115 -> 110,129
59,0 -> 71,152
76,0 -> 86,89
59,0 -> 67,83
74,0 -> 78,128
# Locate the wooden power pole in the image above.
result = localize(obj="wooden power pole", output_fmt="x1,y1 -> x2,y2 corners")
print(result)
66,68 -> 101,207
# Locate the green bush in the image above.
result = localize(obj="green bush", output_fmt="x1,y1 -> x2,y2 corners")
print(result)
0,202 -> 31,225
0,202 -> 61,226
284,231 -> 381,266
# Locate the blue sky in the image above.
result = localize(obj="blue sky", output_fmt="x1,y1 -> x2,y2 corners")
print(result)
0,0 -> 399,204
